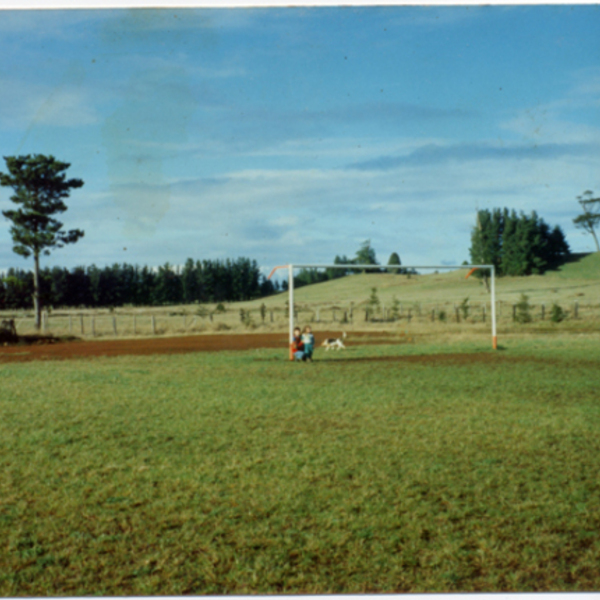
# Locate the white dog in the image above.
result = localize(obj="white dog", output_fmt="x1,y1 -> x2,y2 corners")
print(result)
321,332 -> 346,351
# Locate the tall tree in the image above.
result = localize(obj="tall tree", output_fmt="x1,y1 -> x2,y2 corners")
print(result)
387,252 -> 402,274
0,276 -> 5,309
354,239 -> 379,273
154,263 -> 183,305
182,258 -> 200,303
0,155 -> 84,329
469,208 -> 503,290
573,190 -> 600,252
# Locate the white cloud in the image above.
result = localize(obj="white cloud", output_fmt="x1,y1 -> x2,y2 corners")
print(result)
500,67 -> 600,146
567,66 -> 600,104
0,74 -> 99,131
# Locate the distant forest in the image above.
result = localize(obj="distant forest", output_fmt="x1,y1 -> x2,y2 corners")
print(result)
0,255 -> 372,310
0,241 -> 394,310
0,258 -> 279,310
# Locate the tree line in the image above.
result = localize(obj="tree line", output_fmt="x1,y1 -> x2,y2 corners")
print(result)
469,208 -> 570,276
290,241 -> 408,290
0,258 -> 279,310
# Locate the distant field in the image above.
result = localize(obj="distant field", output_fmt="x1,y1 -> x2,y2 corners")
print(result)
2,253 -> 600,340
1,335 -> 599,594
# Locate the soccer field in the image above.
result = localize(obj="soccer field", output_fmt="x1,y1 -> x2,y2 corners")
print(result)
1,335 -> 599,594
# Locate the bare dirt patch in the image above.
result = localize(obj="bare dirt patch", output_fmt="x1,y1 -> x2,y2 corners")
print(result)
0,331 -> 406,363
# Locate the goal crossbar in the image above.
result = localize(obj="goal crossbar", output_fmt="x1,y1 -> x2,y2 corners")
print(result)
268,264 -> 497,355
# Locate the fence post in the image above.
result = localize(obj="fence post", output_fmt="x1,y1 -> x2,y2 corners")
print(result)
455,306 -> 460,323
512,305 -> 516,322
69,315 -> 73,334
133,315 -> 137,335
183,315 -> 186,329
270,310 -> 274,323
42,312 -> 47,333
316,308 -> 320,323
574,301 -> 579,318
152,315 -> 156,335
333,308 -> 336,321
541,304 -> 545,320
407,308 -> 412,323
112,316 -> 117,336
482,305 -> 486,323
80,315 -> 84,335
91,317 -> 96,337
431,309 -> 435,322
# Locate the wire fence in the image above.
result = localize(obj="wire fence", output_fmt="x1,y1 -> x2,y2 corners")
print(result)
2,297 -> 598,339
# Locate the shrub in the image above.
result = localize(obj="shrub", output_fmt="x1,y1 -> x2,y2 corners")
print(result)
550,302 -> 567,323
215,303 -> 226,313
459,297 -> 470,320
390,296 -> 400,321
515,294 -> 533,324
0,319 -> 18,344
196,305 -> 210,317
367,287 -> 381,320
239,309 -> 255,328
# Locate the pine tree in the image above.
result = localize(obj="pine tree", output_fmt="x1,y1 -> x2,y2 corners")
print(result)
1,155 -> 84,329
387,252 -> 402,274
354,240 -> 379,273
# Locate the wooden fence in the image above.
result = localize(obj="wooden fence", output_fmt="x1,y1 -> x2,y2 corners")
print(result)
3,298 -> 598,338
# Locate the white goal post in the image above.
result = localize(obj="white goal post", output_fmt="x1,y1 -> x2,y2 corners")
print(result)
268,263 -> 497,357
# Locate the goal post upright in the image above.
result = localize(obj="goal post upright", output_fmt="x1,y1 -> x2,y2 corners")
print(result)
267,263 -> 498,355
490,265 -> 497,350
288,264 -> 295,360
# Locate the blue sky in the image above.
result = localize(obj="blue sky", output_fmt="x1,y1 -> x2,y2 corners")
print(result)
0,4 -> 599,277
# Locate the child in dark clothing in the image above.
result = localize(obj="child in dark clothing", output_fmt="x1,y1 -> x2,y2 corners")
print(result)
301,325 -> 315,361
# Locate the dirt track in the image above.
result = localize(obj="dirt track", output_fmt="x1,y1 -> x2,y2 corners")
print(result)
1,332 -> 583,369
0,331 -> 401,363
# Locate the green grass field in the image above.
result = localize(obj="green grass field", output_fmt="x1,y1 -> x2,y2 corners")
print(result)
1,334 -> 600,594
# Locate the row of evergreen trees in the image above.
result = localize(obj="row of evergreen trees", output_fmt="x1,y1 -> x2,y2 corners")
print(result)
469,208 -> 570,276
0,258 -> 279,310
291,243 -> 408,289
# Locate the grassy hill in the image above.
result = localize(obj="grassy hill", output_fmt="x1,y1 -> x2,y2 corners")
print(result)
255,252 -> 600,310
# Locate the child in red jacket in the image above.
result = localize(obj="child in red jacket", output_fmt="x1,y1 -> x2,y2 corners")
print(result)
290,327 -> 305,361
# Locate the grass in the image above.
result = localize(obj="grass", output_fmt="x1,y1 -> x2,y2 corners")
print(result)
1,335 -> 600,594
